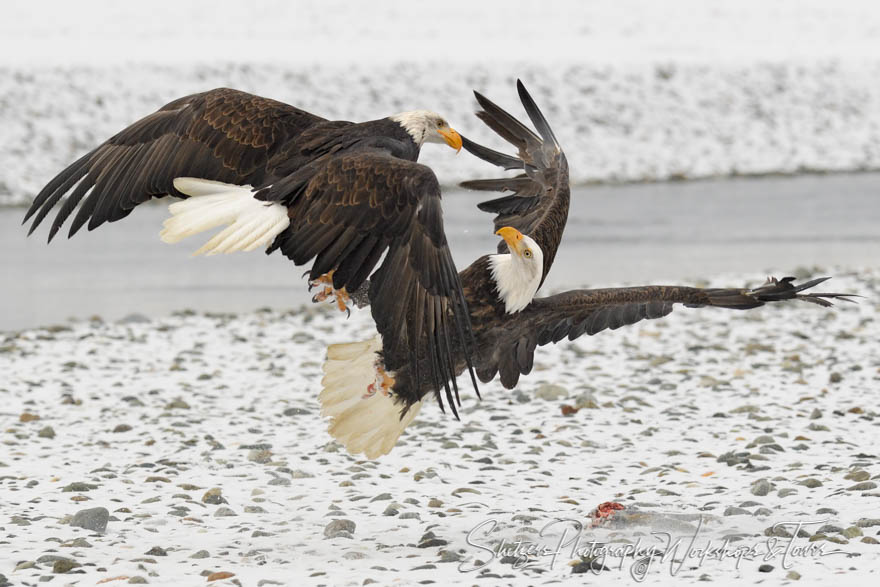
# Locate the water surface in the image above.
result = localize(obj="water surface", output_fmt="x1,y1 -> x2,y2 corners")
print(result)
3,173 -> 878,331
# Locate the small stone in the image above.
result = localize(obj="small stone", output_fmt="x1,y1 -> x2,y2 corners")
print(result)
190,550 -> 210,559
861,536 -> 879,544
244,506 -> 266,514
282,407 -> 310,416
113,424 -> 132,433
800,478 -> 823,488
856,518 -> 880,527
817,524 -> 843,534
847,482 -> 877,491
62,482 -> 97,493
19,412 -> 40,423
428,498 -> 443,507
758,564 -> 773,572
248,449 -> 272,464
750,479 -> 771,496
829,372 -> 842,383
165,398 -> 190,410
842,526 -> 863,539
724,506 -> 751,516
324,519 -> 356,538
145,546 -> 167,556
206,572 -> 235,582
535,383 -> 568,401
371,493 -> 392,502
202,488 -> 225,504
214,507 -> 237,517
439,550 -> 462,563
52,559 -> 80,573
786,570 -> 801,580
809,408 -> 822,419
845,470 -> 870,481
70,507 -> 109,533
382,505 -> 399,516
128,577 -> 148,584
778,488 -> 798,498
38,426 -> 56,439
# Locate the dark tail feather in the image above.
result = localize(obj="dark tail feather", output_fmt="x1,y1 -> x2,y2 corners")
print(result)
460,135 -> 523,170
475,194 -> 540,215
516,80 -> 559,147
473,90 -> 541,149
700,276 -> 860,310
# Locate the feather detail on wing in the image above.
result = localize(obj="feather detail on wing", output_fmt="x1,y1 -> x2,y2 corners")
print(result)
459,80 -> 570,286
24,88 -> 323,241
475,276 -> 858,389
261,152 -> 479,415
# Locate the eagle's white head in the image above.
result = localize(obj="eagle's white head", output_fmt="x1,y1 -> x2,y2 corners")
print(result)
489,226 -> 544,314
390,110 -> 462,151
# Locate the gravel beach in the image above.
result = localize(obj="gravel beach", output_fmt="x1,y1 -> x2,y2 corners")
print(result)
1,268 -> 877,585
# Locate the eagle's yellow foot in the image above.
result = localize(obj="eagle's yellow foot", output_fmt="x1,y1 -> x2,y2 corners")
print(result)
363,364 -> 394,399
309,271 -> 352,317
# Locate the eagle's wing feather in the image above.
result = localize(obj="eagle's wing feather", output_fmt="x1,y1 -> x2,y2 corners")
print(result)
24,88 -> 324,241
459,80 -> 570,286
263,152 -> 477,414
477,277 -> 857,389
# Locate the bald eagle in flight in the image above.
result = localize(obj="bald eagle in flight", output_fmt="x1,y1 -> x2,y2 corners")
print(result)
24,82 -> 853,459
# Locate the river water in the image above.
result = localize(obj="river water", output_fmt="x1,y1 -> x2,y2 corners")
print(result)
3,173 -> 879,331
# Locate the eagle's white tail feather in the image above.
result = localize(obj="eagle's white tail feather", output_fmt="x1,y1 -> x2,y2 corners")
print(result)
320,337 -> 422,459
159,177 -> 289,255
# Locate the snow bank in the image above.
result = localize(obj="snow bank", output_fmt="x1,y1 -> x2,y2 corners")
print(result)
2,0 -> 880,205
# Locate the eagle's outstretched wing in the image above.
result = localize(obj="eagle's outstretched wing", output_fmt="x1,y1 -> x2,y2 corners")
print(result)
460,80 -> 570,286
474,276 -> 858,388
24,88 -> 324,241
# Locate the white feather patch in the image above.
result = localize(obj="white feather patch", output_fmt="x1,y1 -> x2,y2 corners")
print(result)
159,178 -> 289,255
319,336 -> 422,459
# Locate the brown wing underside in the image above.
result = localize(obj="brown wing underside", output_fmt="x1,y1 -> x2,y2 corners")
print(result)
24,88 -> 324,241
475,277 -> 856,389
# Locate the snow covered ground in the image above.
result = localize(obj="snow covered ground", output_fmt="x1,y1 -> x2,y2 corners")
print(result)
1,269 -> 878,585
3,1 -> 880,204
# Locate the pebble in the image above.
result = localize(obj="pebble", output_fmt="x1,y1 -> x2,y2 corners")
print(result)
145,546 -> 168,556
723,506 -> 751,516
70,506 -> 109,533
847,481 -> 877,491
190,550 -> 210,559
535,383 -> 568,400
202,488 -> 225,504
214,507 -> 237,517
52,559 -> 80,573
750,478 -> 772,496
324,519 -> 356,538
758,564 -> 773,572
37,426 -> 55,439
800,478 -> 822,488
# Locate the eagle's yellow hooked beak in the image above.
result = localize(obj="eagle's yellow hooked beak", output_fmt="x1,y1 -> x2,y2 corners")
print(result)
495,226 -> 525,255
437,126 -> 462,153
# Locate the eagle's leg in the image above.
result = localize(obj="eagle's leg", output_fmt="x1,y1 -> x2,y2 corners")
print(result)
309,270 -> 352,316
363,363 -> 395,399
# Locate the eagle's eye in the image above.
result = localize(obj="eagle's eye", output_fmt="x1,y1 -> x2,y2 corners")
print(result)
523,249 -> 532,259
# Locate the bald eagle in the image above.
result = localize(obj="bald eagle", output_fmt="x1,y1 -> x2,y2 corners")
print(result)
24,83 -> 853,459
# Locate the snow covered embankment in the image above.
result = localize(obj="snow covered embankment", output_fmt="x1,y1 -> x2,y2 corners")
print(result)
2,59 -> 880,206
